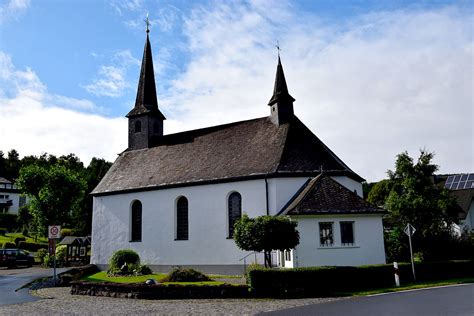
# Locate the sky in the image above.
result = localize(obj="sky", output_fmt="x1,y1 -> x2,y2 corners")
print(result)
0,0 -> 472,182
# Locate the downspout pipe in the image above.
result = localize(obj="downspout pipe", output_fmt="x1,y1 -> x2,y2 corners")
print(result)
264,174 -> 269,216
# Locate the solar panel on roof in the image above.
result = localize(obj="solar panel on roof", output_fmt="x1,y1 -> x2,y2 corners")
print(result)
445,173 -> 474,190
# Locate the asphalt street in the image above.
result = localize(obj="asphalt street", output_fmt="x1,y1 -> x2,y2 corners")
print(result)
262,283 -> 474,316
0,267 -> 68,306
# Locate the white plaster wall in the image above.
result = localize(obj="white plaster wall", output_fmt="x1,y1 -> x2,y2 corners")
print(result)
0,191 -> 20,214
91,180 -> 268,266
267,176 -> 364,215
267,177 -> 310,215
292,215 -> 386,267
331,176 -> 363,197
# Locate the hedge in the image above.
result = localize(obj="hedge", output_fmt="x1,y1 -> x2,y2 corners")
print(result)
18,241 -> 48,252
2,241 -> 16,249
247,260 -> 474,297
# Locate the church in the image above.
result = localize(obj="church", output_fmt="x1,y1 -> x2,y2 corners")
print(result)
90,28 -> 386,273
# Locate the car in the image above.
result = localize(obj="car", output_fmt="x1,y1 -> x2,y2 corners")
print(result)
0,249 -> 34,268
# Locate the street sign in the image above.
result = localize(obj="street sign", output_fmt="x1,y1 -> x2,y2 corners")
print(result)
404,223 -> 416,237
48,225 -> 61,239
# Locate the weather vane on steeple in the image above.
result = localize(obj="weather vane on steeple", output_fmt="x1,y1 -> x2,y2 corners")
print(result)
275,40 -> 281,57
145,13 -> 151,33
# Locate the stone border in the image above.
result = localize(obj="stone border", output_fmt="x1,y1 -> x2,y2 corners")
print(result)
71,281 -> 250,299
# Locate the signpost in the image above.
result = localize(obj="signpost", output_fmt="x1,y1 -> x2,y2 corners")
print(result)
404,223 -> 416,281
48,225 -> 61,285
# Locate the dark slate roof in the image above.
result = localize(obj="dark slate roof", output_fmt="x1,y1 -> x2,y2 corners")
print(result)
59,236 -> 91,246
278,174 -> 384,216
92,116 -> 363,196
268,56 -> 295,106
450,188 -> 474,220
126,33 -> 165,120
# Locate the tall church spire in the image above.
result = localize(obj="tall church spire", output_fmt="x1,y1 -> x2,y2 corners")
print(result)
268,53 -> 295,125
127,17 -> 165,150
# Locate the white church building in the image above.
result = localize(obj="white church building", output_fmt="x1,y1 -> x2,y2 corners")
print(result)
91,28 -> 386,273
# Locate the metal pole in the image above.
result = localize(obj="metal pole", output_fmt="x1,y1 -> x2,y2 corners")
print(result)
53,239 -> 57,286
408,227 -> 416,281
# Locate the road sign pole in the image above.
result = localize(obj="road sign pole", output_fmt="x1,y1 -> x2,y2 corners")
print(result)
408,226 -> 416,281
53,239 -> 57,286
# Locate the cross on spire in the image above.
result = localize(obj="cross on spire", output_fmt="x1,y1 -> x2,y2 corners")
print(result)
275,40 -> 281,57
145,13 -> 150,33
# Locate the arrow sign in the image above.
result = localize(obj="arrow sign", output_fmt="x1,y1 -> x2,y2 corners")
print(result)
404,223 -> 416,237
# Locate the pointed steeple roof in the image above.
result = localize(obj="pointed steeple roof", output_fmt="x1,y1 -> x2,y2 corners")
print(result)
127,32 -> 165,119
268,56 -> 295,106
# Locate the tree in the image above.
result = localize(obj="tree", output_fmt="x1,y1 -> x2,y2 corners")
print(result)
72,158 -> 112,235
380,150 -> 460,261
16,164 -> 86,236
233,214 -> 299,267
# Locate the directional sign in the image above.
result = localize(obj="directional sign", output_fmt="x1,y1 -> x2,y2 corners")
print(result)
48,225 -> 61,239
404,223 -> 416,237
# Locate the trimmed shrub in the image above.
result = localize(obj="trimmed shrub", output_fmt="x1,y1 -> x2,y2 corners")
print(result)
14,236 -> 26,246
18,241 -> 48,252
2,241 -> 16,249
108,249 -> 140,275
247,260 -> 474,297
36,248 -> 48,262
161,268 -> 211,282
55,245 -> 67,264
61,228 -> 73,237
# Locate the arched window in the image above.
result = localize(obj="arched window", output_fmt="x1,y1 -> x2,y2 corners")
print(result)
131,200 -> 142,242
134,121 -> 142,133
228,192 -> 242,238
176,196 -> 188,240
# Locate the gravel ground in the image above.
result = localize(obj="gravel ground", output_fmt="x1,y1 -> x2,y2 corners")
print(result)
0,287 -> 342,315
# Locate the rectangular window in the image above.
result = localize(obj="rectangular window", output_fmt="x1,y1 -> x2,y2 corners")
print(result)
319,222 -> 333,247
340,221 -> 355,245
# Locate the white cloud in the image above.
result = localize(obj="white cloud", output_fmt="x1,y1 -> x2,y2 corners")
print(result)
0,0 -> 30,24
110,0 -> 143,16
83,50 -> 140,98
0,52 -> 127,165
160,3 -> 473,181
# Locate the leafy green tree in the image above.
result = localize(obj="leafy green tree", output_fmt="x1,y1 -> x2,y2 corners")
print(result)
367,179 -> 392,206
5,149 -> 20,180
234,214 -> 299,267
382,150 -> 460,261
16,164 -> 86,236
72,158 -> 112,235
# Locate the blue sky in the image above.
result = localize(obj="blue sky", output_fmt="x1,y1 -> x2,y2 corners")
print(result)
0,0 -> 472,181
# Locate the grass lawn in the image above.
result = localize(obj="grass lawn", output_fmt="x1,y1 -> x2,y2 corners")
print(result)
0,233 -> 48,245
82,271 -> 232,286
339,278 -> 474,296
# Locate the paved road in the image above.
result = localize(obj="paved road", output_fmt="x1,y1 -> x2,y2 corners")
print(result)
263,284 -> 474,316
0,267 -> 68,306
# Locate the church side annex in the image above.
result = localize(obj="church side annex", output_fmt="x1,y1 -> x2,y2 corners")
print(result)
90,26 -> 386,273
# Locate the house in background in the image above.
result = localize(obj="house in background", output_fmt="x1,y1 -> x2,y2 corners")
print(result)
441,174 -> 474,232
0,177 -> 26,214
90,28 -> 386,273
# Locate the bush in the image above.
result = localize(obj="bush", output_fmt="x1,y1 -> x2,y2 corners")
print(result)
36,248 -> 48,262
14,236 -> 26,246
108,249 -> 140,275
133,264 -> 152,275
161,267 -> 211,282
245,263 -> 265,283
56,245 -> 67,262
2,241 -> 16,249
43,254 -> 53,267
61,228 -> 73,237
18,241 -> 48,252
247,260 -> 474,297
